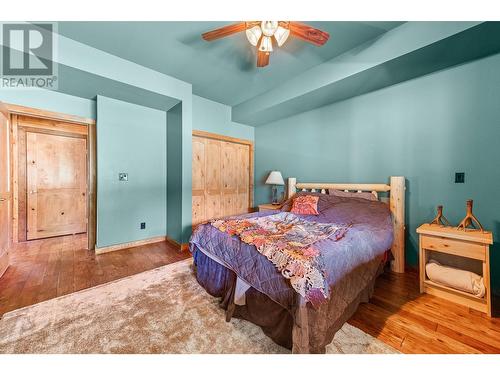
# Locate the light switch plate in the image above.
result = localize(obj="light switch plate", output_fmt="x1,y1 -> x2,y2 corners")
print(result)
118,172 -> 128,181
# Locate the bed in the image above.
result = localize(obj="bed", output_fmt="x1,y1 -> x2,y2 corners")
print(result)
189,176 -> 405,353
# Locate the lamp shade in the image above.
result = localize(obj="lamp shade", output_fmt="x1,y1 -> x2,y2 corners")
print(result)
265,171 -> 285,185
245,25 -> 262,46
274,26 -> 290,47
258,36 -> 273,52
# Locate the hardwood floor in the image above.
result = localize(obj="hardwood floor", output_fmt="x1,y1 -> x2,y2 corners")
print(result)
1,236 -> 499,353
349,269 -> 500,353
0,234 -> 189,316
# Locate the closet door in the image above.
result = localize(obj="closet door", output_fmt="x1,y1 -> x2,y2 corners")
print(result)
221,141 -> 238,216
191,136 -> 206,226
236,143 -> 250,214
205,138 -> 222,220
191,132 -> 252,227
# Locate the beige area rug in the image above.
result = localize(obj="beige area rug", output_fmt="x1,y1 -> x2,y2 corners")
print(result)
0,259 -> 398,354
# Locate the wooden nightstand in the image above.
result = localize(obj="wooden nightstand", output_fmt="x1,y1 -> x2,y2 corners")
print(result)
416,223 -> 493,316
257,203 -> 282,212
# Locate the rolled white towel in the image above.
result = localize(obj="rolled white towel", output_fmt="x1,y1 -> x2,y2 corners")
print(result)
425,260 -> 485,298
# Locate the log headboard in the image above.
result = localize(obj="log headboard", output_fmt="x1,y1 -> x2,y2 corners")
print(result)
287,176 -> 406,273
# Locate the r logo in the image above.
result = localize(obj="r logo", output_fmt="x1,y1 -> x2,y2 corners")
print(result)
2,23 -> 53,76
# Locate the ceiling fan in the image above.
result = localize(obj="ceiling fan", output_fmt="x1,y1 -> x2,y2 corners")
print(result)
202,21 -> 330,67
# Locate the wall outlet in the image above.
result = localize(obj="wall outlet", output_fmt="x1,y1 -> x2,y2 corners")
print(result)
140,222 -> 146,229
455,172 -> 465,183
119,172 -> 128,181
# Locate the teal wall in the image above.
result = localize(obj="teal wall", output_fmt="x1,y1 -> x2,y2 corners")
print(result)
193,95 -> 254,141
255,53 -> 500,293
163,95 -> 254,244
54,32 -> 194,245
96,96 -> 167,248
1,29 -> 195,247
167,103 -> 183,243
0,89 -> 96,119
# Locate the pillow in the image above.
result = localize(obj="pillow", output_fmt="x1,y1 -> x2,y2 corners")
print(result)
290,195 -> 319,215
328,189 -> 378,201
281,191 -> 341,212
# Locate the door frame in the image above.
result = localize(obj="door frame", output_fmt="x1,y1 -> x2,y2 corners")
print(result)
5,103 -> 97,251
0,101 -> 11,278
192,129 -> 254,213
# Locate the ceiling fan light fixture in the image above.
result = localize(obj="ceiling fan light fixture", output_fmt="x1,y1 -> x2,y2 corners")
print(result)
202,21 -> 329,68
261,21 -> 278,37
245,25 -> 262,46
274,26 -> 290,47
259,36 -> 273,53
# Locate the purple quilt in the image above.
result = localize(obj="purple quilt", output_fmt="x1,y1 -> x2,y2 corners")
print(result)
190,192 -> 393,310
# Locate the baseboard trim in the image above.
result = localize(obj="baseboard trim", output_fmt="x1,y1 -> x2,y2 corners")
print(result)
95,236 -> 167,255
165,237 -> 189,252
165,236 -> 180,249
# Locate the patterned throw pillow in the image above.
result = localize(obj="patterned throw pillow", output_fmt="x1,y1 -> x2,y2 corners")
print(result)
290,195 -> 320,215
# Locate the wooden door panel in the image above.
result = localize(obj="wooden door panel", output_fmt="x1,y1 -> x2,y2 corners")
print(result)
27,132 -> 87,240
0,112 -> 8,195
29,133 -> 86,190
17,127 -> 28,241
237,144 -> 250,194
192,195 -> 205,226
206,193 -> 222,220
236,193 -> 249,214
192,136 -> 205,191
33,190 -> 86,237
205,139 -> 221,192
0,105 -> 10,278
223,193 -> 238,217
222,142 -> 238,193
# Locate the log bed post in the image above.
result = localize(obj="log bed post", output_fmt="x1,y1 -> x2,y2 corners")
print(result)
287,177 -> 297,199
389,176 -> 405,273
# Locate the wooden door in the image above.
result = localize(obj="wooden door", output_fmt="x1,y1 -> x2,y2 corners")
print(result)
205,138 -> 223,220
192,136 -> 206,225
0,103 -> 10,278
26,132 -> 87,240
221,141 -> 238,216
192,132 -> 252,227
236,143 -> 250,214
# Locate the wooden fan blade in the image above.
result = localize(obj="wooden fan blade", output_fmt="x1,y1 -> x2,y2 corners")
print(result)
257,51 -> 270,67
202,22 -> 247,41
289,22 -> 329,46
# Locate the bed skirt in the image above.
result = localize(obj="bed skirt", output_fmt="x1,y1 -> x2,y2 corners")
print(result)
192,244 -> 385,353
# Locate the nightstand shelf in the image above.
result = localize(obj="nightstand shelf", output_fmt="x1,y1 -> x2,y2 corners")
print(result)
422,279 -> 488,314
416,223 -> 493,316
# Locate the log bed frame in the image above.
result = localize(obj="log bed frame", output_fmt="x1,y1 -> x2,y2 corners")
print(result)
287,176 -> 406,273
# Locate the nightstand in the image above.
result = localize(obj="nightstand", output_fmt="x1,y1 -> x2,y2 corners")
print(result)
416,223 -> 493,316
257,203 -> 282,212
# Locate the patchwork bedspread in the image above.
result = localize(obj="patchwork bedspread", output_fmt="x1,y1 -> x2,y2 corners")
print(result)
211,212 -> 349,307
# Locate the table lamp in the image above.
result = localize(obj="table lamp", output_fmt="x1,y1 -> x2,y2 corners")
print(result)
265,171 -> 285,205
